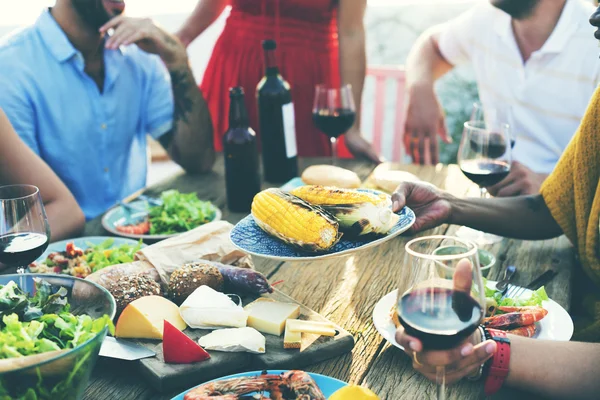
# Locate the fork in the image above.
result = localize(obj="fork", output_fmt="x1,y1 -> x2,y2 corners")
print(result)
501,270 -> 557,300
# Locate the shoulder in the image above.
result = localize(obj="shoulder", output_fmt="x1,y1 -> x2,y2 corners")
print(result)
0,25 -> 44,85
448,3 -> 506,27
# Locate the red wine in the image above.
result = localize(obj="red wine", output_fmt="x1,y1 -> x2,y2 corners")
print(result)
224,87 -> 261,213
398,287 -> 482,350
257,40 -> 298,183
0,232 -> 48,267
313,109 -> 356,139
460,160 -> 510,187
469,132 -> 510,159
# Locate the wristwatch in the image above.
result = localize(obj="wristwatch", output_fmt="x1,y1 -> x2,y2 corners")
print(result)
483,327 -> 511,396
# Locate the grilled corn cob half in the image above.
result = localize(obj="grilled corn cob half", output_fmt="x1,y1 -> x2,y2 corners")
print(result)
290,185 -> 399,236
251,188 -> 341,252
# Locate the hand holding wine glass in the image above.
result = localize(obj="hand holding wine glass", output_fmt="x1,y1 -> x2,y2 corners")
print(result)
312,84 -> 356,165
456,120 -> 512,245
395,236 -> 487,399
0,185 -> 50,271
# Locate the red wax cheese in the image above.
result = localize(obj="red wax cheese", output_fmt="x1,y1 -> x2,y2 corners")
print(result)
163,320 -> 210,364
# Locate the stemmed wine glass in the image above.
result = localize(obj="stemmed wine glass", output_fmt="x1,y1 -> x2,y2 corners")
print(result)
471,102 -> 516,149
456,120 -> 513,245
0,185 -> 50,271
397,236 -> 485,400
312,84 -> 356,165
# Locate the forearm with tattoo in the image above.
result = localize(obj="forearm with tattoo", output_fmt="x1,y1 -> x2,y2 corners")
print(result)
160,61 -> 215,173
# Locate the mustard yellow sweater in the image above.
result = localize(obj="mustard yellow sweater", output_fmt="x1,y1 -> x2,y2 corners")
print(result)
541,86 -> 600,342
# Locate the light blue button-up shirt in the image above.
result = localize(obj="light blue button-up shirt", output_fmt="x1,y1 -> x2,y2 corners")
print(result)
0,10 -> 174,219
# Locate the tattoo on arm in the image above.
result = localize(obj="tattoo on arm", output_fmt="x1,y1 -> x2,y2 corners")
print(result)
525,195 -> 545,212
170,68 -> 194,126
159,67 -> 194,149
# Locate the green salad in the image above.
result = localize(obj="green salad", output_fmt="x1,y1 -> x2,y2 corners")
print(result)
148,190 -> 217,235
85,238 -> 142,272
484,278 -> 549,315
0,280 -> 113,400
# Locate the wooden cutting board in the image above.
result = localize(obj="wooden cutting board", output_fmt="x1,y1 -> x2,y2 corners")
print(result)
134,289 -> 355,393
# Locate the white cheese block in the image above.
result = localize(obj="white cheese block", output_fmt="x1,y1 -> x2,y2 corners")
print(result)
198,327 -> 266,354
179,285 -> 247,329
283,320 -> 302,349
285,319 -> 337,336
244,298 -> 301,336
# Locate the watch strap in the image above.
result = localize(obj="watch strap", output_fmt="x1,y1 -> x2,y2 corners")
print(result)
483,328 -> 510,396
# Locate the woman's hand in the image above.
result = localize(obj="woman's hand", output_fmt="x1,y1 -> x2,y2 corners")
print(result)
395,327 -> 496,385
344,128 -> 383,164
391,181 -> 453,233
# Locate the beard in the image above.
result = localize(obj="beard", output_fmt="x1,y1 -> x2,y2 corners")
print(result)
71,0 -> 116,31
491,0 -> 540,20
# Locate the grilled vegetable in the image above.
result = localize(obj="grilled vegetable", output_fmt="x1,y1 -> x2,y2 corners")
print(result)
290,185 -> 399,236
251,189 -> 341,252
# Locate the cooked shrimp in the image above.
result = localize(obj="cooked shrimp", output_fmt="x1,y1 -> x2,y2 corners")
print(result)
116,220 -> 150,235
507,324 -> 537,337
184,370 -> 325,400
484,306 -> 548,329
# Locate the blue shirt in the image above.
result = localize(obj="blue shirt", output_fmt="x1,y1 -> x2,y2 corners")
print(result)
0,10 -> 174,219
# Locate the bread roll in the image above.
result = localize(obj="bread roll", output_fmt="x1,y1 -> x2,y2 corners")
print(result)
301,165 -> 361,189
372,169 -> 420,193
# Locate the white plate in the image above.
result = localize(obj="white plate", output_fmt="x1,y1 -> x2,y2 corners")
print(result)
373,282 -> 574,350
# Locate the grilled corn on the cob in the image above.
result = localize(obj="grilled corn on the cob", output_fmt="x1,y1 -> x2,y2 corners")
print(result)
251,189 -> 341,252
290,185 -> 399,236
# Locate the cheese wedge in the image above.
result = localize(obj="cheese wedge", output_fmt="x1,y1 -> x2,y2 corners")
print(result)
283,320 -> 302,349
198,327 -> 266,354
285,319 -> 337,337
180,285 -> 247,329
115,296 -> 187,339
244,298 -> 300,336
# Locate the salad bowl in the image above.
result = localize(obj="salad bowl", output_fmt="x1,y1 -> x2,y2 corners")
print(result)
0,274 -> 115,400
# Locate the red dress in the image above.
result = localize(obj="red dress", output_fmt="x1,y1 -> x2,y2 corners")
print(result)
201,0 -> 350,157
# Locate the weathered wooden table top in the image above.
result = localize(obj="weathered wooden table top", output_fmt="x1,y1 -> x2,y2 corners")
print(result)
83,156 -> 575,400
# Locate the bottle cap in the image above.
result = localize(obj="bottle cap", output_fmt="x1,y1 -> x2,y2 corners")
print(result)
229,87 -> 244,97
262,39 -> 277,50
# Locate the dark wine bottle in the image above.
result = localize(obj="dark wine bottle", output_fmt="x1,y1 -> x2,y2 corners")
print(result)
256,39 -> 298,183
223,87 -> 261,212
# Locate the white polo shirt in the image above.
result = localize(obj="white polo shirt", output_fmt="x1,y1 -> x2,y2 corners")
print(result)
438,0 -> 600,174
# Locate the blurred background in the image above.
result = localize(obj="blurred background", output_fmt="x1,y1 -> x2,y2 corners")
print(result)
0,0 -> 596,169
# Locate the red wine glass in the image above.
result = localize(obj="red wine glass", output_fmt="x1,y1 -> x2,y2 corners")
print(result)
456,120 -> 513,245
398,236 -> 485,400
312,84 -> 356,165
0,185 -> 50,271
471,102 -> 516,149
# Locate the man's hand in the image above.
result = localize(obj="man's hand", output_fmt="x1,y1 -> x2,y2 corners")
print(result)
392,181 -> 453,233
100,17 -> 187,67
404,83 -> 451,165
344,127 -> 383,164
487,161 -> 547,197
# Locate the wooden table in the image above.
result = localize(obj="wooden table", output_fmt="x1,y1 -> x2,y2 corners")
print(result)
83,156 -> 576,400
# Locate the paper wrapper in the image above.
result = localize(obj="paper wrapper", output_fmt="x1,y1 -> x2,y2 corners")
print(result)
86,221 -> 253,289
135,221 -> 253,286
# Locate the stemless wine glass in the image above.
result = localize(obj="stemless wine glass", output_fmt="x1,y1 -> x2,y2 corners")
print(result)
398,236 -> 485,400
312,84 -> 356,165
0,185 -> 50,270
456,120 -> 513,245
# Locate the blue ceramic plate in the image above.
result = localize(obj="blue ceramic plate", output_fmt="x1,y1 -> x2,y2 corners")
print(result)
171,370 -> 347,400
230,190 -> 416,261
101,199 -> 222,240
34,236 -> 146,265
